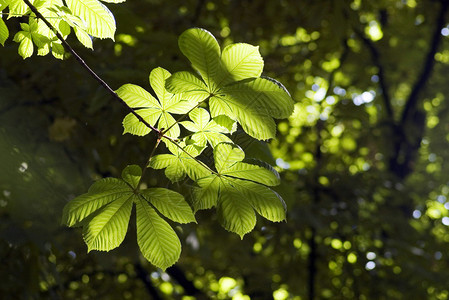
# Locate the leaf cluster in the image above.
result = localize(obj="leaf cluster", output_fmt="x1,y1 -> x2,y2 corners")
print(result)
61,28 -> 293,269
0,0 -> 120,59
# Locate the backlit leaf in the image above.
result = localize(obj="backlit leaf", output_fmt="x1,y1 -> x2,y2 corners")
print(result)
136,198 -> 181,270
65,0 -> 115,39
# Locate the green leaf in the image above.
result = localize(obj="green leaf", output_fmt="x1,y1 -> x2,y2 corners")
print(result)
178,28 -> 222,92
0,18 -> 8,46
217,186 -> 256,238
221,77 -> 294,119
116,84 -> 159,108
136,198 -> 181,270
193,143 -> 285,237
232,179 -> 286,222
8,0 -> 29,18
17,32 -> 33,59
74,27 -> 93,49
122,108 -> 160,136
214,143 -> 244,172
213,115 -> 236,133
150,141 -> 209,182
100,0 -> 125,3
83,194 -> 134,252
118,68 -> 197,138
65,0 -> 116,39
62,178 -> 130,227
224,162 -> 280,186
192,175 -> 221,211
141,188 -> 196,223
63,165 -> 193,269
220,43 -> 264,84
121,164 -> 141,188
165,71 -> 210,103
174,28 -> 294,140
180,108 -> 232,147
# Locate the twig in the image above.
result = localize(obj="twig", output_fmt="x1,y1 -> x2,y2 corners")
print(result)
22,0 -> 217,175
22,0 -> 160,134
139,138 -> 162,185
357,30 -> 394,120
161,97 -> 207,136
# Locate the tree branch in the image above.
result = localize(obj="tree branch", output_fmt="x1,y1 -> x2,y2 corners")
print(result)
357,31 -> 394,120
400,0 -> 449,124
134,263 -> 163,299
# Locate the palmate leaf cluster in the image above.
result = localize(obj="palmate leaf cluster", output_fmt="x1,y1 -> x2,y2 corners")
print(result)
0,0 -> 120,59
4,11 -> 294,269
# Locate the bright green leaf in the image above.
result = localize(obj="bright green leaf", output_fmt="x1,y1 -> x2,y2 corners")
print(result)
217,186 -> 256,238
62,178 -> 130,227
220,43 -> 263,84
136,198 -> 181,270
121,164 -> 141,188
141,188 -> 196,223
65,0 -> 116,39
118,68 -> 197,138
174,28 -> 294,140
180,108 -> 232,147
178,28 -> 222,92
83,194 -> 134,252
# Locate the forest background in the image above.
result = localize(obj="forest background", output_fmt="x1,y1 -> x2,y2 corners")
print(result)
2,0 -> 449,299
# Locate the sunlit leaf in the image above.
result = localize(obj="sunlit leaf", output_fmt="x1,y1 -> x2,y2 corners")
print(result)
0,18 -> 9,46
171,28 -> 294,140
118,68 -> 197,138
136,198 -> 181,270
62,165 -> 193,268
141,188 -> 196,223
65,0 -> 116,39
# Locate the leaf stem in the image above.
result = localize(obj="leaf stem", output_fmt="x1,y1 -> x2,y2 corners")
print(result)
21,0 -> 161,135
139,138 -> 162,186
162,136 -> 217,175
161,95 -> 210,136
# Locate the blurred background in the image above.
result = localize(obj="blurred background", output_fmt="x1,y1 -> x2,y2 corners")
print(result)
2,0 -> 449,299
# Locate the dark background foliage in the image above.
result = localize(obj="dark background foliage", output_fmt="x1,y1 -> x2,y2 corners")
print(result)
2,0 -> 449,299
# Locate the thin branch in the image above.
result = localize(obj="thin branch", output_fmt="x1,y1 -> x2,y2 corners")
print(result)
134,263 -> 163,300
22,0 -> 160,134
161,97 -> 207,136
139,138 -> 162,185
191,0 -> 206,25
22,0 -> 222,177
400,0 -> 449,124
357,30 -> 394,120
162,136 -> 218,175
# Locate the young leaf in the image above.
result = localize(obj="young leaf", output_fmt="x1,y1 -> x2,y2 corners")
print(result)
118,67 -> 198,138
62,165 -> 194,269
180,108 -> 232,147
149,140 -> 210,182
74,27 -> 93,48
220,43 -> 264,84
178,28 -> 222,92
167,28 -> 294,140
